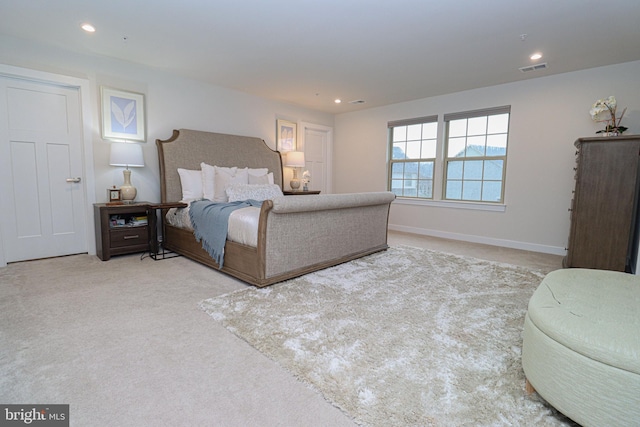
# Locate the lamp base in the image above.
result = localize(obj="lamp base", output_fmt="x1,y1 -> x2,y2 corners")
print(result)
290,179 -> 301,191
120,169 -> 137,201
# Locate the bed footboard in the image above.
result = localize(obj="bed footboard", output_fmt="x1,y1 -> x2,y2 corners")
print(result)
163,192 -> 395,287
258,192 -> 395,282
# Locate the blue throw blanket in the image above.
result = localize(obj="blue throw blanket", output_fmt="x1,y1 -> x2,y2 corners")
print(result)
189,199 -> 263,268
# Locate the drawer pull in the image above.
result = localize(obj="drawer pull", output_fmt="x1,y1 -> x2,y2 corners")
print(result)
123,235 -> 139,239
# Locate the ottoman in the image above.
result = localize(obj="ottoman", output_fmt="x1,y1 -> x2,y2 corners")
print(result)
522,268 -> 640,427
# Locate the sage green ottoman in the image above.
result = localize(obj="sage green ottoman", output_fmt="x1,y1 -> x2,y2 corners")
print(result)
522,268 -> 640,427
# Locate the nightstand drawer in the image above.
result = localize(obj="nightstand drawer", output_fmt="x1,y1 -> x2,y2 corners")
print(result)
110,227 -> 148,248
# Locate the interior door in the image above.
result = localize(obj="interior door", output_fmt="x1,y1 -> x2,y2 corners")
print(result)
0,76 -> 87,262
301,122 -> 333,194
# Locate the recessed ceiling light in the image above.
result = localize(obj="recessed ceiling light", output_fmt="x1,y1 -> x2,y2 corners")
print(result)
530,52 -> 542,60
334,99 -> 342,104
81,23 -> 96,33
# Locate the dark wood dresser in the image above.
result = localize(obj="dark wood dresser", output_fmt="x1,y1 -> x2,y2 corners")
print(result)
564,135 -> 640,272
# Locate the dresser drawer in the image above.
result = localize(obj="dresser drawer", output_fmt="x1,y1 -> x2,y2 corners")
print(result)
110,227 -> 148,248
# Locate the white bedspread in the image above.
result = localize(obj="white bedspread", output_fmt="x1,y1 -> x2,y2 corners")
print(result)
166,203 -> 260,247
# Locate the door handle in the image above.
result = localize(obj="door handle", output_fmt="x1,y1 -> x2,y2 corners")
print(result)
66,177 -> 81,183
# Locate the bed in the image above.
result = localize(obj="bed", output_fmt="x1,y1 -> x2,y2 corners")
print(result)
156,128 -> 395,287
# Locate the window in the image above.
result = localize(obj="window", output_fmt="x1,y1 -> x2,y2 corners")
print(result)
444,106 -> 510,203
387,106 -> 510,205
388,116 -> 438,199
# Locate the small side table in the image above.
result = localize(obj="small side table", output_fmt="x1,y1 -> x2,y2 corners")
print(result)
147,202 -> 187,260
283,190 -> 321,195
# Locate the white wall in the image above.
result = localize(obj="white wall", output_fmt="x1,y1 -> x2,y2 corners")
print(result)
0,35 -> 333,206
334,61 -> 640,254
3,33 -> 639,258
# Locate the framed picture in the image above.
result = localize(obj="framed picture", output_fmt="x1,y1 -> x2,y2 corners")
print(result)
276,119 -> 297,152
108,187 -> 121,203
101,87 -> 146,142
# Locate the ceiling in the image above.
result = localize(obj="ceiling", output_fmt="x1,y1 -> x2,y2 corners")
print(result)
2,0 -> 639,113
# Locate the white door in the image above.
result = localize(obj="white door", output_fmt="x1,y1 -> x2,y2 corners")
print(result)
0,76 -> 87,262
300,122 -> 333,194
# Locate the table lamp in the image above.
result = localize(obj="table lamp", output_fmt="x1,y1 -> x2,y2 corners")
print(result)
285,151 -> 305,191
110,142 -> 144,202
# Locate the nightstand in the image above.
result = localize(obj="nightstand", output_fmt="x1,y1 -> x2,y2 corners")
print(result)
94,202 -> 150,261
283,190 -> 321,195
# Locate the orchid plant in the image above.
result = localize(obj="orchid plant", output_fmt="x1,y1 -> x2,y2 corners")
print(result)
590,96 -> 627,135
302,170 -> 311,191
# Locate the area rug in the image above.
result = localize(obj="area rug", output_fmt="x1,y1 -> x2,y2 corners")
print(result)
200,246 -> 575,426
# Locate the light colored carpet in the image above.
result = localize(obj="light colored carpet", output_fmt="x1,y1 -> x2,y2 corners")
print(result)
0,253 -> 355,427
201,246 -> 575,426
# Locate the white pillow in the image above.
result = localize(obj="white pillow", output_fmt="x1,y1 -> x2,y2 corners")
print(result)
213,166 -> 249,202
201,163 -> 241,200
247,168 -> 275,185
249,172 -> 275,185
200,163 -> 224,200
177,168 -> 203,201
248,167 -> 268,177
226,184 -> 283,203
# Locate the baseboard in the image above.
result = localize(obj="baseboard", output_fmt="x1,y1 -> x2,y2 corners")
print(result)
388,224 -> 567,256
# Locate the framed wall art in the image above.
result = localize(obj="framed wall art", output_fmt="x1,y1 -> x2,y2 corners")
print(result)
276,119 -> 297,152
101,87 -> 146,142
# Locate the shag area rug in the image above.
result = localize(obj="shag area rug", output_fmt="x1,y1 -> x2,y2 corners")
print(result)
200,246 -> 575,426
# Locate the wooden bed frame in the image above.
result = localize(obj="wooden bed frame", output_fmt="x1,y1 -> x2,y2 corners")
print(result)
157,129 -> 395,287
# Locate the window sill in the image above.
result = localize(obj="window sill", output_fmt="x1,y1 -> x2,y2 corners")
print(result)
393,197 -> 506,212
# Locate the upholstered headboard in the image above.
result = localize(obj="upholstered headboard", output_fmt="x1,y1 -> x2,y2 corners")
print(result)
156,129 -> 284,203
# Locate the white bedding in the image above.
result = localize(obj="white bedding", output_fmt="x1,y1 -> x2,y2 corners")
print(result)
166,204 -> 260,247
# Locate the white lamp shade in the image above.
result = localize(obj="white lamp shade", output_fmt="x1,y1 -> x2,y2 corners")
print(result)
109,143 -> 144,168
285,151 -> 305,168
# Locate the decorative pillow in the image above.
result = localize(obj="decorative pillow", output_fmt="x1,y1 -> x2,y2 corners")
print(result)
177,168 -> 203,201
201,162 -> 233,201
226,183 -> 284,203
248,167 -> 268,177
213,166 -> 249,202
249,172 -> 275,185
248,168 -> 275,185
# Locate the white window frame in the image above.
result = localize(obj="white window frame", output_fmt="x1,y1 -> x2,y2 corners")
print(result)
387,106 -> 510,211
443,106 -> 510,204
387,115 -> 438,200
